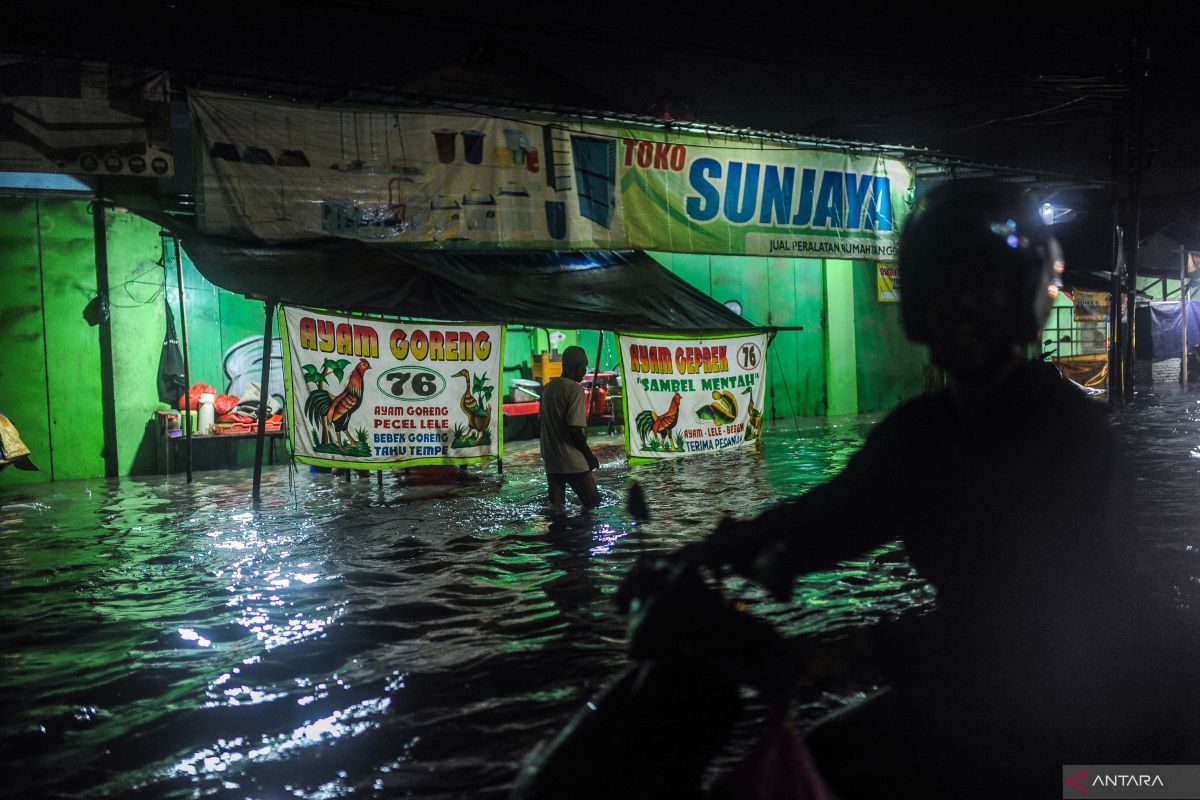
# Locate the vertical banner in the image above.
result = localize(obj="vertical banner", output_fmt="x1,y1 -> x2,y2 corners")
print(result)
280,306 -> 503,468
618,330 -> 768,462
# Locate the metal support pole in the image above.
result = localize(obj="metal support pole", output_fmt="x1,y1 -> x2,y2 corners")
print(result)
589,330 -> 604,417
589,331 -> 605,386
252,299 -> 278,500
173,237 -> 193,483
1108,225 -> 1124,400
93,196 -> 119,477
1183,246 -> 1190,387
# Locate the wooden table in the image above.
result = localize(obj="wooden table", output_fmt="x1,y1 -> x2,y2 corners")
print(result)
156,412 -> 286,474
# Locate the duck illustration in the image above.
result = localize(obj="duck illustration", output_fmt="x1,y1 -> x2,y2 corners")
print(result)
743,386 -> 763,441
695,390 -> 738,425
451,369 -> 491,441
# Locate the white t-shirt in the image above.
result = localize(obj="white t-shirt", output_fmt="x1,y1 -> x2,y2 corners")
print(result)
538,377 -> 589,473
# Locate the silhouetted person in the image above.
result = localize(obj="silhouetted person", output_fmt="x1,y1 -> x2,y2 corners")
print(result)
687,180 -> 1197,796
539,345 -> 601,510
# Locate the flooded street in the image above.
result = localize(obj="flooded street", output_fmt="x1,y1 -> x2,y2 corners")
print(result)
3,390 -> 1199,799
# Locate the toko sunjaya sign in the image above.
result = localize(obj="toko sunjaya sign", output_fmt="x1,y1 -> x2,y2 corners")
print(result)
280,306 -> 503,468
190,91 -> 911,261
618,330 -> 768,462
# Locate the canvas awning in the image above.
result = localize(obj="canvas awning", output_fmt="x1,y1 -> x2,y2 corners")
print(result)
155,217 -> 750,331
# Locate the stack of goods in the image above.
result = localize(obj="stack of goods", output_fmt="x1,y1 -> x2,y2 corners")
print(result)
177,382 -> 283,435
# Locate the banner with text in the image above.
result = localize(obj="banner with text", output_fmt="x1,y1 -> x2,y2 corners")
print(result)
190,91 -> 911,261
281,306 -> 503,468
618,330 -> 768,462
0,59 -> 174,178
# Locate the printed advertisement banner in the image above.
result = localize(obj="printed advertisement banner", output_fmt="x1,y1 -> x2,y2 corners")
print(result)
618,331 -> 768,462
1072,290 -> 1109,322
280,306 -> 503,468
190,91 -> 911,261
0,59 -> 174,178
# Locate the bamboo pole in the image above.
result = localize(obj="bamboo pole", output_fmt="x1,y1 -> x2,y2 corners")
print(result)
1183,246 -> 1190,387
174,237 -> 193,483
253,300 -> 278,500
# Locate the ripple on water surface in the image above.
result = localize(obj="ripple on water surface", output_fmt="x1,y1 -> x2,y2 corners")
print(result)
2,396 -> 1198,798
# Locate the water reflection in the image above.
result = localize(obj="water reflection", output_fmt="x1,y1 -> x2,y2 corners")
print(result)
2,394 -> 1197,797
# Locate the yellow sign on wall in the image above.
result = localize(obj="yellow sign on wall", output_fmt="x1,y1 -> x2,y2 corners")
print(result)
877,263 -> 900,302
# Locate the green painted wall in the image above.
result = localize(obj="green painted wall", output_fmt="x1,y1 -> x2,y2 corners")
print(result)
764,257 -> 829,418
823,259 -> 859,416
1,197 -> 280,484
163,239 -> 280,396
107,210 -> 171,476
40,199 -> 106,480
649,252 -> 828,422
647,253 -> 922,422
0,198 -> 56,486
850,260 -> 926,413
0,198 -> 106,486
573,330 -> 621,376
495,253 -> 843,425
160,238 -> 281,472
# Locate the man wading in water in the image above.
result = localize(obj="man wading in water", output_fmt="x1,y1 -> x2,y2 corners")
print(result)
683,180 -> 1200,796
539,345 -> 601,510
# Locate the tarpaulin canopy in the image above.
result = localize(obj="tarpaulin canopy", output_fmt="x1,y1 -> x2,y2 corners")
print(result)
157,217 -> 750,331
1148,300 -> 1200,359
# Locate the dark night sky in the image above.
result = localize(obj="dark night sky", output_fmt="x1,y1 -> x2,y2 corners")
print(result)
6,4 -> 1200,197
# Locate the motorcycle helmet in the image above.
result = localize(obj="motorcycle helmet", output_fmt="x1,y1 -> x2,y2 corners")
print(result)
899,179 -> 1063,348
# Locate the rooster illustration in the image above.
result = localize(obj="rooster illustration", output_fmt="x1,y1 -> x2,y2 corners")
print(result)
304,357 -> 371,448
635,392 -> 682,448
451,369 -> 492,442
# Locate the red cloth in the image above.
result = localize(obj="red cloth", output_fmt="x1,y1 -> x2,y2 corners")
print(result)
217,412 -> 255,424
711,708 -> 838,800
178,383 -> 217,411
214,394 -> 239,415
585,386 -> 608,416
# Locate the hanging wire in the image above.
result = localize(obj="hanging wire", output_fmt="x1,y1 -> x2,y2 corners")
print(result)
103,233 -> 169,309
384,112 -> 391,164
772,350 -> 803,435
106,260 -> 166,308
760,265 -> 802,435
396,112 -> 410,163
288,448 -> 298,498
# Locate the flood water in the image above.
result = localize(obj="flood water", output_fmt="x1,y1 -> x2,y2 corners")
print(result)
2,388 -> 1199,799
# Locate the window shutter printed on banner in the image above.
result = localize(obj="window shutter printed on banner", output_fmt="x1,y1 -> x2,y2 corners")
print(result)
571,136 -> 617,229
